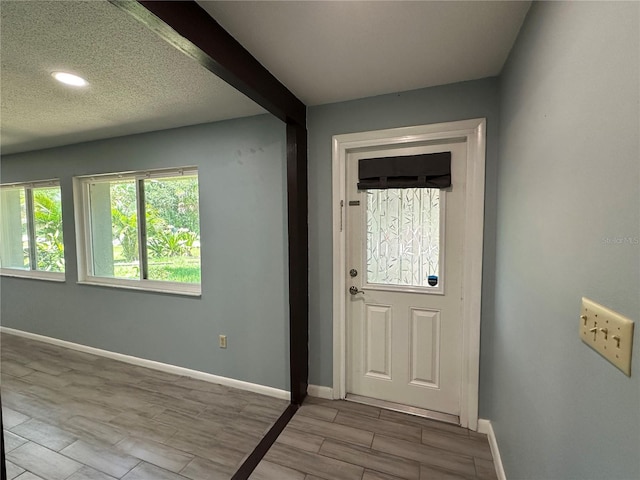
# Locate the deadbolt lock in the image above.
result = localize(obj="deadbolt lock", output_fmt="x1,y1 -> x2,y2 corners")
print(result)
349,269 -> 358,277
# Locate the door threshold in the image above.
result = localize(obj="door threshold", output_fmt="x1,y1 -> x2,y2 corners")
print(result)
345,394 -> 460,425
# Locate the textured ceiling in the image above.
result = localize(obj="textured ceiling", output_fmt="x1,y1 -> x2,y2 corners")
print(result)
0,0 -> 265,155
198,1 -> 531,106
1,1 -> 531,156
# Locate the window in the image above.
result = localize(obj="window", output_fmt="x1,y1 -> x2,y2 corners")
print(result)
0,180 -> 65,280
75,167 -> 201,295
366,188 -> 443,290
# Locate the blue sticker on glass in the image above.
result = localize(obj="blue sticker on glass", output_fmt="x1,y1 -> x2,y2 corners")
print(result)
427,275 -> 438,287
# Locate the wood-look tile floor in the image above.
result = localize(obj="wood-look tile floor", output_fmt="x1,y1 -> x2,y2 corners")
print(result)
249,398 -> 498,480
1,333 -> 288,480
1,332 -> 497,480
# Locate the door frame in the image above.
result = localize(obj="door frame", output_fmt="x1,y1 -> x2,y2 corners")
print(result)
331,118 -> 486,430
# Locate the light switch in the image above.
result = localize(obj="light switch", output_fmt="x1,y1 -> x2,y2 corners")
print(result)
580,297 -> 634,376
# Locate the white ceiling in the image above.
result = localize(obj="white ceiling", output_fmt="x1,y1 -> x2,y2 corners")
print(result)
0,1 -> 530,156
199,1 -> 531,106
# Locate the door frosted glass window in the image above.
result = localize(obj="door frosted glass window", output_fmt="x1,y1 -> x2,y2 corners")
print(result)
366,188 -> 441,287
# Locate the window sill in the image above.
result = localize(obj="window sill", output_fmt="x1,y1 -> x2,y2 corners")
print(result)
0,269 -> 65,282
78,277 -> 201,297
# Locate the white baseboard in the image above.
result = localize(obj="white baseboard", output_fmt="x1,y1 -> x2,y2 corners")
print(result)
307,384 -> 334,399
0,327 -> 290,401
478,419 -> 506,480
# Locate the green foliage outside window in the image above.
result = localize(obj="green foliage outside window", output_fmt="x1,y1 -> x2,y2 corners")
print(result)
107,176 -> 201,284
33,187 -> 65,272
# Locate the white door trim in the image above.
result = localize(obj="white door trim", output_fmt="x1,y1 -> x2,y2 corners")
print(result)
331,118 -> 486,430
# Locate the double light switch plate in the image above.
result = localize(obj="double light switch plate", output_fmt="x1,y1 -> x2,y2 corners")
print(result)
580,297 -> 634,376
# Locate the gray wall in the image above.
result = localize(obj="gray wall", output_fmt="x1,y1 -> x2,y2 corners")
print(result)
0,114 -> 291,391
307,78 -> 501,394
488,2 -> 639,479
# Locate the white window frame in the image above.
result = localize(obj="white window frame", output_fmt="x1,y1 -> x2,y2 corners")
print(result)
0,179 -> 65,282
73,167 -> 201,296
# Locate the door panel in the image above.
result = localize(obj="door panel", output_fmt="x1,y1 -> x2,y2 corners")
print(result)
346,141 -> 466,416
364,304 -> 392,379
410,308 -> 440,387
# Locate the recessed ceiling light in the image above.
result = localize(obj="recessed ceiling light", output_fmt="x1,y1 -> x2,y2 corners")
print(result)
52,71 -> 88,87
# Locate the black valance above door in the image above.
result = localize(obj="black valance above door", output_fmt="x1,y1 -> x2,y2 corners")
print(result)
358,152 -> 451,189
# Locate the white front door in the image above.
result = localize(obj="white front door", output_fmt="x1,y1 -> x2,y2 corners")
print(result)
345,140 -> 467,417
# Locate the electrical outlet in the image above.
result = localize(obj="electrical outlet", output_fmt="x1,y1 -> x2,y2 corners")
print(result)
580,297 -> 634,376
219,335 -> 227,349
